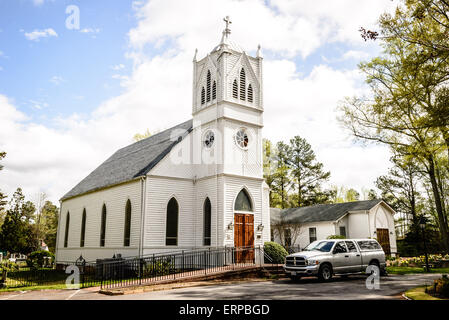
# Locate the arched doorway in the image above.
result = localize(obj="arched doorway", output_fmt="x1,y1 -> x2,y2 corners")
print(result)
234,189 -> 254,262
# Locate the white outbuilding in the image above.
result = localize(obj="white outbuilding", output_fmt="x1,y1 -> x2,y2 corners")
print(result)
270,199 -> 397,256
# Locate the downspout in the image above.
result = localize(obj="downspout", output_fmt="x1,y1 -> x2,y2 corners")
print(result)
55,200 -> 62,263
139,176 -> 147,258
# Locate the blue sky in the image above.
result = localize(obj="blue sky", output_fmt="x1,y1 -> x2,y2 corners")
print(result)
0,0 -> 135,123
0,0 -> 399,203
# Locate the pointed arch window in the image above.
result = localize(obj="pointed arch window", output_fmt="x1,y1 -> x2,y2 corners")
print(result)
100,204 -> 107,247
203,198 -> 211,246
212,81 -> 217,101
247,84 -> 253,103
232,79 -> 238,99
64,211 -> 70,248
80,209 -> 86,247
201,87 -> 205,105
234,189 -> 253,212
239,69 -> 246,101
206,70 -> 211,102
166,198 -> 179,246
124,200 -> 132,247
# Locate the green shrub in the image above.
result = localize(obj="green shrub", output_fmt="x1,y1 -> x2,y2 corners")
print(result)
263,242 -> 288,264
26,250 -> 55,269
433,275 -> 449,298
327,235 -> 346,239
144,259 -> 172,276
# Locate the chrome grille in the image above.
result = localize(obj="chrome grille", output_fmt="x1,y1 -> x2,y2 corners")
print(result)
286,256 -> 306,266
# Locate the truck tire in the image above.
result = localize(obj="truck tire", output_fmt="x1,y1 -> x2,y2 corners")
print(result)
318,264 -> 333,281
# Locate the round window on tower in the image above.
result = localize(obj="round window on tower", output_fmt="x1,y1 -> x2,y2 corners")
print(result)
235,128 -> 250,149
203,130 -> 215,149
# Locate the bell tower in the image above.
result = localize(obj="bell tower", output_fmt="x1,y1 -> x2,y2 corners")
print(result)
192,16 -> 264,179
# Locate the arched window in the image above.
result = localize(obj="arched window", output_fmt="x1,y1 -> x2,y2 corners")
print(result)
124,200 -> 131,247
166,198 -> 179,246
206,70 -> 211,102
247,84 -> 253,103
203,198 -> 211,246
232,79 -> 238,99
212,81 -> 216,101
239,69 -> 246,101
100,204 -> 107,247
234,189 -> 253,212
201,87 -> 205,105
80,209 -> 86,247
64,211 -> 70,248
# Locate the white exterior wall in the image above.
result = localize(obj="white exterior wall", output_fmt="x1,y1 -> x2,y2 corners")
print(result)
56,180 -> 142,262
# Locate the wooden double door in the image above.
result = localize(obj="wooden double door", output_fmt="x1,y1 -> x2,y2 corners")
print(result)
234,214 -> 255,263
376,228 -> 391,255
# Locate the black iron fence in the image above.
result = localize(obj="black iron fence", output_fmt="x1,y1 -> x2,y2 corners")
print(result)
98,246 -> 265,290
2,246 -> 278,290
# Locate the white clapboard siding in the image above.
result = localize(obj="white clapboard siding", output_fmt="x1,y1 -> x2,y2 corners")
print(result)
144,176 -> 195,248
56,180 -> 141,262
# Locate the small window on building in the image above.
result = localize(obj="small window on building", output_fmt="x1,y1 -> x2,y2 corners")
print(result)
124,200 -> 132,247
247,84 -> 253,103
100,204 -> 107,247
339,226 -> 346,237
201,87 -> 205,105
166,198 -> 179,246
203,198 -> 211,246
80,209 -> 86,247
206,70 -> 211,102
239,68 -> 246,101
232,79 -> 238,99
284,228 -> 292,247
64,211 -> 70,248
309,227 -> 317,243
234,189 -> 253,212
212,81 -> 216,101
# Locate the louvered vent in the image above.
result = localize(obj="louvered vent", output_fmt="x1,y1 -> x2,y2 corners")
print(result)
212,81 -> 216,100
206,70 -> 211,102
201,87 -> 205,105
239,68 -> 246,101
248,84 -> 253,103
232,79 -> 238,99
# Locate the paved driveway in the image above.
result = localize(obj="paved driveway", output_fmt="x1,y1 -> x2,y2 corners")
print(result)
0,274 -> 441,300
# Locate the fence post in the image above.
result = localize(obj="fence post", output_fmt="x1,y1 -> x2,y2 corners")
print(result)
204,250 -> 207,275
182,250 -> 185,274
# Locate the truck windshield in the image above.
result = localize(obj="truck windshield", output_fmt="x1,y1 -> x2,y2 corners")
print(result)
303,241 -> 335,252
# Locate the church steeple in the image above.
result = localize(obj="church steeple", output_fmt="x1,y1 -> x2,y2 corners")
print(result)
192,17 -> 263,115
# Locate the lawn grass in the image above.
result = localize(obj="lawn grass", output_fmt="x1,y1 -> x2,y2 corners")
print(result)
404,286 -> 446,300
387,266 -> 449,275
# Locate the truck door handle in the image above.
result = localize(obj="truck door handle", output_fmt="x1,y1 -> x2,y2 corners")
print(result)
345,255 -> 349,258
356,254 -> 360,257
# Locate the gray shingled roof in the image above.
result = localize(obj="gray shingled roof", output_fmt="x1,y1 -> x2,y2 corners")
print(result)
61,119 -> 193,201
270,199 -> 384,224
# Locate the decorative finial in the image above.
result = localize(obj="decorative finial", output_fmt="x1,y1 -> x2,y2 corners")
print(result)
223,16 -> 232,37
193,48 -> 198,62
257,44 -> 263,58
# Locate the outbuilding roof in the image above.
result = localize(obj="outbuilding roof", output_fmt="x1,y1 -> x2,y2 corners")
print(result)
270,199 -> 386,224
61,119 -> 193,201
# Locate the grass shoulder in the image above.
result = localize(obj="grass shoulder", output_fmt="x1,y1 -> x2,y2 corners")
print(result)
404,286 -> 447,300
387,266 -> 449,275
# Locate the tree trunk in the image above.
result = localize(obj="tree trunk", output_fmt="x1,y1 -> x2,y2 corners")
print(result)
427,155 -> 449,253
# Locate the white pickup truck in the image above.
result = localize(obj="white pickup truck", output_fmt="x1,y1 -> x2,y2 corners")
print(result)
284,239 -> 387,281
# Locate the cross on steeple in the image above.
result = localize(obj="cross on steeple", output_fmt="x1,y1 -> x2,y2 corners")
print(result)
223,16 -> 232,36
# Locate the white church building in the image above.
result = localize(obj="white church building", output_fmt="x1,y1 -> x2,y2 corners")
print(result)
55,18 -> 271,263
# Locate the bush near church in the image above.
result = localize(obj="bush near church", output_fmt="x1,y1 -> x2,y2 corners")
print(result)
264,242 -> 288,264
327,235 -> 346,239
26,250 -> 54,269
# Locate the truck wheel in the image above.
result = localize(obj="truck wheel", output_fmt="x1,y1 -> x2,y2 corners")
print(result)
318,264 -> 333,281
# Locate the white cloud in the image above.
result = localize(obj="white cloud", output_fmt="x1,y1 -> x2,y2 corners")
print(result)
0,66 -> 3,71
32,0 -> 45,6
1,0 -> 397,204
50,76 -> 65,85
111,64 -> 125,71
80,28 -> 100,34
24,28 -> 58,41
